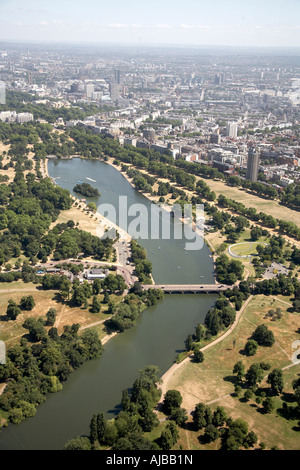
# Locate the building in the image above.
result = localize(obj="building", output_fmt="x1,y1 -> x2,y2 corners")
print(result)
109,81 -> 119,102
246,147 -> 260,182
27,72 -> 33,85
86,269 -> 109,281
114,69 -> 121,84
280,177 -> 294,187
85,84 -> 94,99
210,133 -> 221,144
143,128 -> 156,142
226,122 -> 238,139
70,83 -> 79,93
16,113 -> 34,123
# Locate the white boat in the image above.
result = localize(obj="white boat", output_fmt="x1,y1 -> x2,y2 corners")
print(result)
86,177 -> 97,183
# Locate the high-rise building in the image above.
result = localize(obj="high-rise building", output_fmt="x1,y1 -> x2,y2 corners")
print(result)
210,133 -> 220,144
70,83 -> 79,93
85,84 -> 94,99
109,81 -> 119,102
27,72 -> 33,85
214,73 -> 225,85
114,69 -> 121,84
226,122 -> 238,139
246,147 -> 260,182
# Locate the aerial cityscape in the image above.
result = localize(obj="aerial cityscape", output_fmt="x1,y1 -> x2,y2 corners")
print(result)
0,0 -> 299,456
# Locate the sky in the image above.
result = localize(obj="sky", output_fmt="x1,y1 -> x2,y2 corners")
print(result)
0,0 -> 300,48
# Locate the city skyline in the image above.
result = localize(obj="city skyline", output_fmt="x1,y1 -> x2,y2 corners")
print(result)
1,0 -> 300,48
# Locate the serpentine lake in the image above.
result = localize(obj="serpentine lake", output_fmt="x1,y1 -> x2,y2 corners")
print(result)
0,158 -> 217,450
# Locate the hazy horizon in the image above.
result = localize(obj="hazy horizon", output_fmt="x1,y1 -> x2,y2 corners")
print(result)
0,0 -> 300,49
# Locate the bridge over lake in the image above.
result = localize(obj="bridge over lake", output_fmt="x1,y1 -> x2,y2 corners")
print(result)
142,284 -> 232,294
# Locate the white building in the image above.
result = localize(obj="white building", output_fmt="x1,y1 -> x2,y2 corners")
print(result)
16,113 -> 34,123
226,122 -> 238,139
280,177 -> 294,187
85,84 -> 94,99
86,269 -> 109,281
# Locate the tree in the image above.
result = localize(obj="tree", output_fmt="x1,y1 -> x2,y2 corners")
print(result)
89,414 -> 98,444
6,300 -> 21,321
97,412 -> 107,444
204,424 -> 219,443
87,202 -> 97,213
212,406 -> 227,427
160,428 -> 174,450
194,323 -> 206,342
244,340 -> 258,357
193,348 -> 204,363
141,407 -> 159,432
91,295 -> 101,314
245,363 -> 264,387
163,390 -> 183,415
193,403 -> 212,431
46,308 -> 57,327
233,361 -> 245,381
244,389 -> 254,402
19,295 -> 35,311
64,436 -> 92,450
22,318 -> 47,342
267,369 -> 284,395
252,324 -> 275,347
121,390 -> 130,412
185,334 -> 194,351
262,397 -> 275,414
172,408 -> 188,427
245,431 -> 258,448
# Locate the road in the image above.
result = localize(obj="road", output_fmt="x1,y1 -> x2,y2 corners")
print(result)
142,284 -> 232,293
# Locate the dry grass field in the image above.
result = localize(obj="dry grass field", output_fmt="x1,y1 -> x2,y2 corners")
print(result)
0,285 -> 121,347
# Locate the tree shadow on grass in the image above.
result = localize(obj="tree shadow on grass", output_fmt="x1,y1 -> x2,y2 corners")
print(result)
223,375 -> 237,385
281,392 -> 297,404
277,404 -> 299,421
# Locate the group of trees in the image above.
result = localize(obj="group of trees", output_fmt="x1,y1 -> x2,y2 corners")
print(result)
204,296 -> 237,337
64,366 -> 176,451
130,240 -> 153,284
73,183 -> 100,198
0,323 -> 103,424
0,176 -> 73,267
107,289 -> 164,332
39,222 -> 114,262
243,324 -> 275,357
6,296 -> 36,321
193,401 -> 259,449
215,254 -> 244,285
231,358 -> 297,423
218,194 -> 300,240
